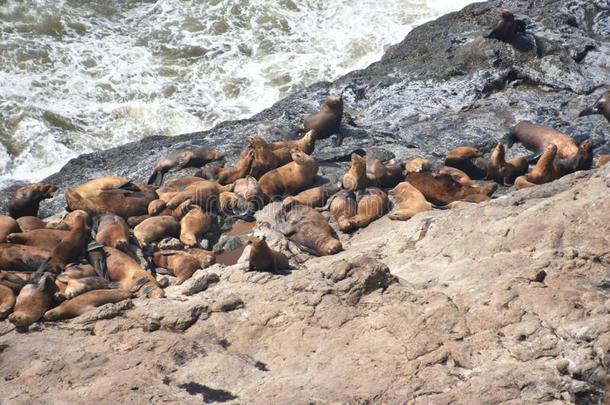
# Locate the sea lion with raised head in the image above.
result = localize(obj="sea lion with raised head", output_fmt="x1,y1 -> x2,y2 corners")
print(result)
0,244 -> 51,272
133,216 -> 180,247
180,206 -> 214,247
342,153 -> 368,191
485,9 -> 525,43
9,183 -> 57,218
94,213 -> 130,252
406,172 -> 497,206
486,143 -> 529,185
247,236 -> 290,273
152,250 -> 200,285
304,96 -> 343,143
282,183 -> 341,210
105,247 -> 164,298
48,214 -> 88,274
6,229 -> 68,250
280,205 -> 342,256
197,149 -> 255,185
259,150 -> 318,201
8,273 -> 57,327
16,216 -> 47,232
579,90 -> 610,122
445,147 -> 488,179
246,135 -> 291,179
43,289 -> 132,321
389,182 -> 432,221
270,130 -> 316,154
148,146 -> 224,186
0,215 -> 20,242
366,156 -> 404,188
341,188 -> 389,232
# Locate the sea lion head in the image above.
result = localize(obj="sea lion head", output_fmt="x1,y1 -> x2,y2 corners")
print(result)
246,135 -> 266,148
320,238 -> 343,256
403,157 -> 430,174
501,9 -> 514,20
323,96 -> 343,113
351,153 -> 366,167
291,150 -> 312,165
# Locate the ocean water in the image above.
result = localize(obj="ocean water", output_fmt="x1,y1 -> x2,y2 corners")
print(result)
0,0 -> 476,186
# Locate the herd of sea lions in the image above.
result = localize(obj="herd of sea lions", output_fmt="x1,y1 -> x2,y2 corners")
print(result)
0,9 -> 609,329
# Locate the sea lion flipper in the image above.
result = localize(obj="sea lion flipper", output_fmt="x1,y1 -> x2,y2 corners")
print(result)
527,152 -> 542,164
579,106 -> 598,117
87,242 -> 109,281
152,171 -> 166,188
147,170 -> 158,185
33,258 -> 51,281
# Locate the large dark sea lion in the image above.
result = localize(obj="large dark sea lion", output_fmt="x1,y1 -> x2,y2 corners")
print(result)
304,96 -> 343,143
485,9 -> 525,43
9,183 -> 57,218
247,236 -> 290,273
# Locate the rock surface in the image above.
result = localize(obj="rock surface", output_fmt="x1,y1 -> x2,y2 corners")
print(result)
1,0 -> 610,403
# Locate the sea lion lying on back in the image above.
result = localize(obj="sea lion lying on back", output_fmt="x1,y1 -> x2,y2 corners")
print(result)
280,205 -> 342,256
445,147 -> 487,179
148,146 -> 224,187
514,144 -> 562,189
486,143 -> 528,185
579,90 -> 610,122
304,96 -> 343,144
9,183 -> 57,218
508,121 -> 593,174
259,150 -> 318,201
406,172 -> 497,206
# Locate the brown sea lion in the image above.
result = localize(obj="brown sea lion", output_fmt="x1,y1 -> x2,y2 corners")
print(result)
152,250 -> 200,285
0,244 -> 51,271
105,247 -> 163,298
148,146 -> 224,186
180,207 -> 214,247
48,214 -> 88,274
0,284 -> 16,319
43,289 -> 132,321
514,176 -> 536,190
0,271 -> 29,291
521,144 -> 562,186
282,183 -> 341,209
16,216 -> 47,232
445,146 -> 487,179
405,172 -> 497,206
218,191 -> 254,219
246,135 -> 290,178
434,166 -> 476,187
326,190 -> 358,232
65,187 -> 157,219
342,153 -> 368,191
247,236 -> 290,273
281,205 -> 342,256
230,176 -> 264,210
127,215 -> 150,228
341,188 -> 389,232
133,216 -> 180,247
165,180 -> 222,211
197,149 -> 255,185
94,214 -> 130,252
579,90 -> 610,122
9,183 -> 57,218
270,130 -> 317,154
8,273 -> 57,327
73,176 -> 136,198
0,215 -> 20,242
47,210 -> 91,231
6,229 -> 68,250
403,157 -> 431,174
486,143 -> 529,185
485,9 -> 525,42
596,155 -> 610,168
60,263 -> 97,279
185,248 -> 216,268
259,150 -> 318,201
366,156 -> 404,188
304,96 -> 343,142
148,199 -> 167,216
389,182 -> 432,221
508,121 -> 593,174
158,176 -> 205,197
62,276 -> 113,299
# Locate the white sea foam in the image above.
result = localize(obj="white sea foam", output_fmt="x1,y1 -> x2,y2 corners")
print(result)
0,0 -> 476,186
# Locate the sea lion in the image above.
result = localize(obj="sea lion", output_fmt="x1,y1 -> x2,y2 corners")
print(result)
403,157 -> 431,174
60,263 -> 97,279
152,250 -> 200,285
47,210 -> 91,231
389,182 -> 432,221
133,216 -> 180,247
62,276 -> 113,299
247,236 -> 290,273
165,180 -> 222,211
259,150 -> 318,201
9,183 -> 57,218
0,284 -> 16,319
148,199 -> 167,216
486,143 -> 529,185
326,190 -> 358,232
6,229 -> 68,250
445,146 -> 487,179
366,156 -> 404,188
148,147 -> 224,186
94,214 -> 130,252
521,144 -> 562,186
304,96 -> 343,142
342,153 -> 369,191
73,176 -> 137,198
218,191 -> 254,219
8,273 -> 57,327
0,244 -> 51,271
246,135 -> 290,178
341,188 -> 389,232
65,187 -> 157,219
230,176 -> 264,210
596,155 -> 610,168
180,207 -> 214,247
197,149 -> 255,185
281,205 -> 342,256
43,289 -> 132,321
0,215 -> 20,242
434,166 -> 476,187
485,9 -> 525,43
16,216 -> 47,232
105,247 -> 164,298
405,172 -> 497,206
158,176 -> 206,198
0,271 -> 29,291
48,214 -> 88,274
185,248 -> 216,268
508,121 -> 593,174
282,183 -> 341,209
579,90 -> 610,122
514,176 -> 536,190
270,130 -> 317,154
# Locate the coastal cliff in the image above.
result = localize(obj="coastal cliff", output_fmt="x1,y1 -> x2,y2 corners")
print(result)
1,0 -> 609,403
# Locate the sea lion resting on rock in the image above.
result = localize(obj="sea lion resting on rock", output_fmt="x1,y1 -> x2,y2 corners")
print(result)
48,215 -> 88,274
180,206 -> 214,247
247,236 -> 290,273
247,135 -> 293,179
0,216 -> 20,242
8,273 -> 57,327
105,247 -> 164,298
16,216 -> 47,232
185,248 -> 216,268
508,121 -> 593,174
43,289 -> 132,321
72,176 -> 137,198
197,149 -> 255,186
47,210 -> 91,232
6,229 -> 68,250
152,250 -> 200,285
270,130 -> 317,155
433,166 -> 476,187
486,143 -> 528,185
304,96 -> 343,144
94,213 -> 130,252
403,157 -> 431,174
406,172 -> 497,206
366,156 -> 404,188
259,150 -> 318,201
9,183 -> 57,219
325,190 -> 358,232
341,188 -> 390,232
342,153 -> 368,191
0,244 -> 51,272
283,183 -> 341,209
445,147 -> 487,179
0,284 -> 16,319
66,187 -> 157,219
133,216 -> 180,247
389,182 -> 432,221
148,146 -> 224,187
165,180 -> 223,210
514,144 -> 562,190
230,176 -> 264,210
60,263 -> 97,279
579,90 -> 610,122
280,205 -> 342,256
61,276 -> 113,299
0,271 -> 29,291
